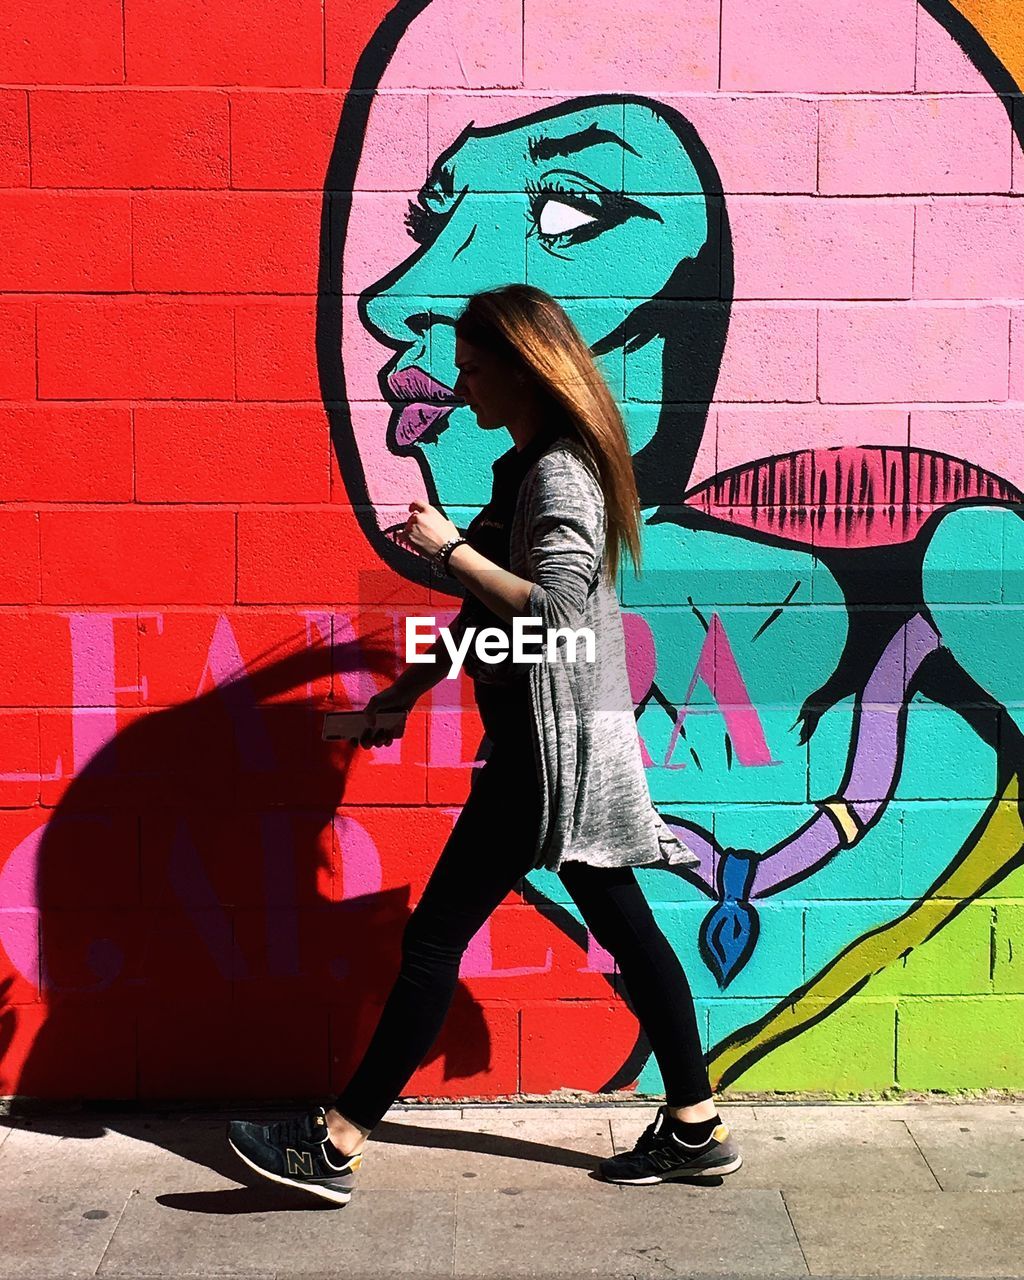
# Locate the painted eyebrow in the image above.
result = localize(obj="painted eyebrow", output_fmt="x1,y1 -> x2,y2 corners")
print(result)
526,123 -> 640,163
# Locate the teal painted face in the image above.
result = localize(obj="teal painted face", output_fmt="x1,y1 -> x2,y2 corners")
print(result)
362,98 -> 712,513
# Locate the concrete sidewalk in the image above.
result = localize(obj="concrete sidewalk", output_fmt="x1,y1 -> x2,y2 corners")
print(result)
2,1100 -> 1024,1279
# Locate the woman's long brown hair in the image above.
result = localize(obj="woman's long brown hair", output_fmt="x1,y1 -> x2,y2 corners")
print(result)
454,284 -> 642,585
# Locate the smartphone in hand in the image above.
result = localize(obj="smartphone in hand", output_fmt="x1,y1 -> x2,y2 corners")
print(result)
322,709 -> 408,742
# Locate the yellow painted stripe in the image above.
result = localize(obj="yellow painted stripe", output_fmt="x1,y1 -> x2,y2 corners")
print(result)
820,798 -> 860,846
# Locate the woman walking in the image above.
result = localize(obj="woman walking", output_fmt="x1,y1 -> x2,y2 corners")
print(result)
228,285 -> 742,1204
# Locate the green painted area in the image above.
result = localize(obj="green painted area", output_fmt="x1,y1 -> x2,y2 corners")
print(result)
826,901 -> 994,997
720,874 -> 1024,1094
897,997 -> 1024,1090
924,510 -> 1024,733
710,998 -> 898,1095
714,606 -> 843,705
993,901 -> 1024,993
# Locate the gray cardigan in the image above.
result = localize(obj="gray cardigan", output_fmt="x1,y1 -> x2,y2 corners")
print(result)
498,435 -> 700,874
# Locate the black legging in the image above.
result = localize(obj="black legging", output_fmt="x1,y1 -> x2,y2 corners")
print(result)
333,681 -> 711,1131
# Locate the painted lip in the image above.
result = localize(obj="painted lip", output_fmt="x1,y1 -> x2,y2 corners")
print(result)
386,366 -> 462,448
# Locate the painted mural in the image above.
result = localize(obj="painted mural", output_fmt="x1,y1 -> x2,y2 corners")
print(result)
324,0 -> 1024,1094
1,0 -> 1023,1102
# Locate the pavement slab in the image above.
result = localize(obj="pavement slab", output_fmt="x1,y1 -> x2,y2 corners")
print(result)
0,1117 -> 266,1198
359,1107 -> 614,1190
703,1106 -> 940,1192
0,1184 -> 128,1279
96,1187 -> 457,1277
612,1104 -> 937,1193
900,1105 -> 1024,1191
454,1186 -> 806,1277
785,1190 -> 1024,1277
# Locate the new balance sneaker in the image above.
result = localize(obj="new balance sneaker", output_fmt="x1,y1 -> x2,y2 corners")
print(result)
227,1105 -> 363,1205
598,1106 -> 742,1185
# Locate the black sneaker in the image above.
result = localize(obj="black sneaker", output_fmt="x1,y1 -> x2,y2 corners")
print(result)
227,1105 -> 362,1205
598,1106 -> 742,1185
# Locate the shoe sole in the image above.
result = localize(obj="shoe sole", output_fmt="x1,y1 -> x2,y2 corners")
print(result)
601,1153 -> 744,1185
228,1138 -> 353,1205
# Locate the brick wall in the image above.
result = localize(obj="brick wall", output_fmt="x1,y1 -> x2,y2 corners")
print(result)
1,0 -> 1023,1100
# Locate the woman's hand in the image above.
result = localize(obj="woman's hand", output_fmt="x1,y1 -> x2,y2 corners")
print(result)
352,684 -> 418,750
396,500 -> 459,561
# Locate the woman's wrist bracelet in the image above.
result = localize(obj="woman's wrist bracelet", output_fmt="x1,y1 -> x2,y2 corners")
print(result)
431,536 -> 468,575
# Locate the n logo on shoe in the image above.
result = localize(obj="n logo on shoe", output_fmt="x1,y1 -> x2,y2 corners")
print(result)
286,1149 -> 314,1177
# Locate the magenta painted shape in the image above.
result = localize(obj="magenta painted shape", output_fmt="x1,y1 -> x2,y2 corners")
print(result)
64,613 -> 143,775
333,814 -> 383,899
195,615 -> 277,771
168,817 -> 248,982
0,822 -> 43,985
686,447 -> 1023,549
460,919 -> 554,978
622,612 -> 656,705
665,615 -> 777,769
580,932 -> 616,974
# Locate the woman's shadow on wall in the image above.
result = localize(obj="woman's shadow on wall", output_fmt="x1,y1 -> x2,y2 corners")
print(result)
0,637 -> 609,1210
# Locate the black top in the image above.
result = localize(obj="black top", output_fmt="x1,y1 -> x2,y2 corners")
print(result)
461,422 -> 566,574
453,421 -> 567,686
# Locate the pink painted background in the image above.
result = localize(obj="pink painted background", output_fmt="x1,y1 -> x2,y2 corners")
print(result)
341,0 -> 1023,520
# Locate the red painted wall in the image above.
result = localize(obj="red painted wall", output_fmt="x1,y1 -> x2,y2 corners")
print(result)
0,0 -> 639,1100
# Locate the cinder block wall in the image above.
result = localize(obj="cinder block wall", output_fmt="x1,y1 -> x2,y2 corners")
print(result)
1,0 -> 1022,1100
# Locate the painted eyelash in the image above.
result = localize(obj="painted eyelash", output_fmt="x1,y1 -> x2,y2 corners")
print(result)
406,182 -> 626,246
524,178 -> 604,205
404,199 -> 440,244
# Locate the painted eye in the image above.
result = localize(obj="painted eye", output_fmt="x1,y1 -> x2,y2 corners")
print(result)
537,199 -> 600,238
525,173 -> 661,254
